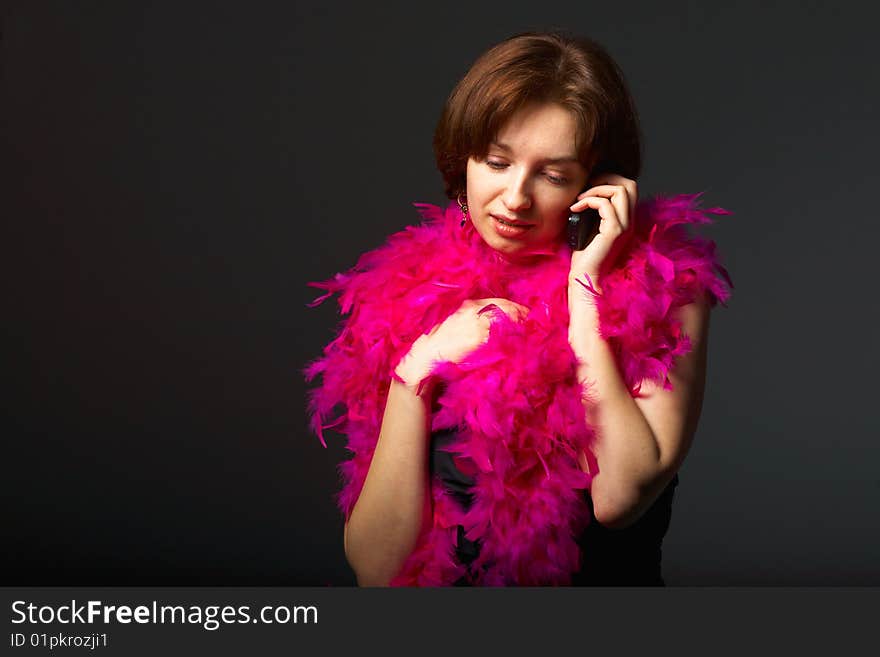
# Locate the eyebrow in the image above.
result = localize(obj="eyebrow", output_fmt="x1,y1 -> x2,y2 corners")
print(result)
490,141 -> 580,165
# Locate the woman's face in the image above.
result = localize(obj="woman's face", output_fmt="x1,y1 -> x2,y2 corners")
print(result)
465,102 -> 590,259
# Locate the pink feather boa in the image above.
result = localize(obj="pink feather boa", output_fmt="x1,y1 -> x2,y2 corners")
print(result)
305,193 -> 732,586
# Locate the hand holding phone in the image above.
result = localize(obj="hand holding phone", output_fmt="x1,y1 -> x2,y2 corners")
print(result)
567,208 -> 601,251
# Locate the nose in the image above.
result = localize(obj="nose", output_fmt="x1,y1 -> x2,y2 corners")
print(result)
502,170 -> 532,212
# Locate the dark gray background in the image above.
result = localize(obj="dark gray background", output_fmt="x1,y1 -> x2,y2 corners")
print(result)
3,0 -> 878,585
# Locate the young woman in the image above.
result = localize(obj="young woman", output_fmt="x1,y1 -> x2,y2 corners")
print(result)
306,32 -> 732,586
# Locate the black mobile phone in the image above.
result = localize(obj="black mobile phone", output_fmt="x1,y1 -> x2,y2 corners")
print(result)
567,208 -> 600,251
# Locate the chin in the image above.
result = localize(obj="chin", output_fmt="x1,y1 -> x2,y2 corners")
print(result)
483,235 -> 555,261
476,229 -> 522,254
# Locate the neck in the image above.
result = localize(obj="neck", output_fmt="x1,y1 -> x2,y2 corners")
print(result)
485,240 -> 566,268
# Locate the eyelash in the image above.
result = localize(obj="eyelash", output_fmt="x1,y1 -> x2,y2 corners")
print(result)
485,159 -> 569,186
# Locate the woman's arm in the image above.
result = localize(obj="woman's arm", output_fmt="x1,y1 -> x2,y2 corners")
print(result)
343,374 -> 434,587
566,174 -> 714,529
569,288 -> 710,529
343,297 -> 529,585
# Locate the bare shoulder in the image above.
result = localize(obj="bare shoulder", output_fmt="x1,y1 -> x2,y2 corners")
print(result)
634,291 -> 711,474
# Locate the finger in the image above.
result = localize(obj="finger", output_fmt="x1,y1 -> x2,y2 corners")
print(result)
607,188 -> 630,233
573,184 -> 625,201
571,186 -> 629,219
477,303 -> 501,317
572,183 -> 629,206
478,299 -> 529,322
588,173 -> 637,197
581,176 -> 637,217
510,302 -> 530,321
571,190 -> 629,232
569,195 -> 624,233
498,302 -> 531,321
480,297 -> 526,310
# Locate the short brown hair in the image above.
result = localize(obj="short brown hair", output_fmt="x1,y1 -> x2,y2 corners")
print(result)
433,32 -> 642,199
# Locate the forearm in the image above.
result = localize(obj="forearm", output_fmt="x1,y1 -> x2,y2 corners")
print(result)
344,377 -> 434,586
568,285 -> 662,528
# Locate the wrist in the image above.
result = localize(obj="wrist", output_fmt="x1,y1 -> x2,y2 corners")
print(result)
568,301 -> 602,356
568,270 -> 602,296
394,341 -> 434,395
390,373 -> 435,401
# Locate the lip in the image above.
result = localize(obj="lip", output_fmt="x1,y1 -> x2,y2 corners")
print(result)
490,214 -> 534,227
490,214 -> 534,239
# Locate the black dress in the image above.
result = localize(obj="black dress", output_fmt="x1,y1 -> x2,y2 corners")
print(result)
430,426 -> 679,586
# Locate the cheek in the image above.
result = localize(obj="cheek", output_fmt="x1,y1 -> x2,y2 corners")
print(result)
465,162 -> 480,199
466,175 -> 494,206
467,164 -> 485,195
540,200 -> 574,234
536,191 -> 571,213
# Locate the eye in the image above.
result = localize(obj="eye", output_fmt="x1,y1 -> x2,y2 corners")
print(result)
545,173 -> 569,185
486,159 -> 508,170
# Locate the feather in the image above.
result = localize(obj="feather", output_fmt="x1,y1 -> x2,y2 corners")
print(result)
305,193 -> 732,585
